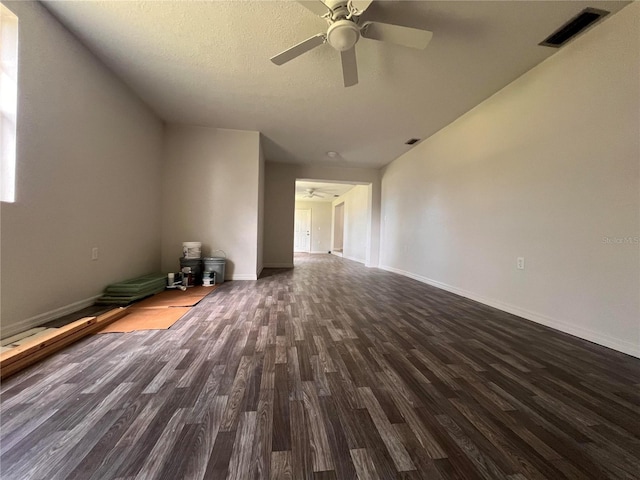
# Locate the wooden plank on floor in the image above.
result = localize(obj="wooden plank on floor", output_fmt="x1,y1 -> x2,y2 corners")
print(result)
0,317 -> 98,367
0,308 -> 129,379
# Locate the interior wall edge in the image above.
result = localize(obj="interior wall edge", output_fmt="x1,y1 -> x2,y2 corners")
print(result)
379,264 -> 640,359
35,1 -> 163,123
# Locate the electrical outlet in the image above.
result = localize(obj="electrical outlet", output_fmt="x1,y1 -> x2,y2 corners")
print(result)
517,257 -> 525,270
92,247 -> 99,261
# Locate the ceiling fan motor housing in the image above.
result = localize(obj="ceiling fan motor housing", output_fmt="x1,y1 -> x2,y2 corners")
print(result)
325,0 -> 350,15
327,19 -> 360,51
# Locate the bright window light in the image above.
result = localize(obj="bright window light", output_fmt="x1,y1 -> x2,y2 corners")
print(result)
1,3 -> 18,203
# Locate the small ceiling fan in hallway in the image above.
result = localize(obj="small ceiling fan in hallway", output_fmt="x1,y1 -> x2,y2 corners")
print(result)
302,188 -> 326,199
270,0 -> 433,87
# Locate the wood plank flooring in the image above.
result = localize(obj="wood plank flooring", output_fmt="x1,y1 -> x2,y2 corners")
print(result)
1,253 -> 639,479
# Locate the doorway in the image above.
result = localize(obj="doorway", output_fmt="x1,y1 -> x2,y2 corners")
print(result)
294,209 -> 311,252
333,202 -> 344,255
292,179 -> 374,265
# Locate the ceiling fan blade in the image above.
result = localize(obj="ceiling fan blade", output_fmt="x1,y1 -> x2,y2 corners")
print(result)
271,34 -> 327,65
297,1 -> 331,17
340,47 -> 358,87
350,0 -> 374,14
361,21 -> 433,49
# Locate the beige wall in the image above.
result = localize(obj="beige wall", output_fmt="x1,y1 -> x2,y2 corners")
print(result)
257,135 -> 265,276
294,200 -> 332,253
0,1 -> 164,337
161,125 -> 261,280
264,162 -> 381,268
332,185 -> 370,263
380,3 -> 640,357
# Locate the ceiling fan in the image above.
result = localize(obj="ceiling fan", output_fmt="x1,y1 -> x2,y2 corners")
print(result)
301,188 -> 326,198
270,0 -> 433,87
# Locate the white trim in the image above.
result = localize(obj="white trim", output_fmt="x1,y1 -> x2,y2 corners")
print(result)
229,274 -> 258,281
263,263 -> 294,268
331,251 -> 343,258
310,251 -> 330,254
379,265 -> 640,359
0,294 -> 102,339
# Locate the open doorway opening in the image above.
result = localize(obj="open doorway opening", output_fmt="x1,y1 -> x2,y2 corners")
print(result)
294,180 -> 351,255
294,179 -> 372,265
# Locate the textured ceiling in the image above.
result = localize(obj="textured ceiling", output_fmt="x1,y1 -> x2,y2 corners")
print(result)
296,180 -> 356,202
42,1 -> 629,168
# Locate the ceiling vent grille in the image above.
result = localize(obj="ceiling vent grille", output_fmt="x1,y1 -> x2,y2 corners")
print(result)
540,7 -> 609,48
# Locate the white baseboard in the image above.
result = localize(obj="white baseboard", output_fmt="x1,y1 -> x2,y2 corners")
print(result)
331,252 -> 343,258
379,264 -> 640,359
263,263 -> 294,268
310,251 -> 330,254
229,274 -> 258,281
1,294 -> 102,340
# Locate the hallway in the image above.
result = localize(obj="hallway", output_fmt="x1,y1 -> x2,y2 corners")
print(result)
1,254 -> 639,479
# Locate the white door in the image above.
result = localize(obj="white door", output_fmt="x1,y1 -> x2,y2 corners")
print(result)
294,209 -> 311,252
333,202 -> 344,253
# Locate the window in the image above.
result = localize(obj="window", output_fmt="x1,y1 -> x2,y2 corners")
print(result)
1,3 -> 18,203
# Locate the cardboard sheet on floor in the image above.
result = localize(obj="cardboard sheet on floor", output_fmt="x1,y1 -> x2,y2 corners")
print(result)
129,286 -> 217,309
96,307 -> 191,333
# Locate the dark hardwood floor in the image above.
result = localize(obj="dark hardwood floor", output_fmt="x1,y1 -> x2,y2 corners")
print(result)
1,254 -> 639,479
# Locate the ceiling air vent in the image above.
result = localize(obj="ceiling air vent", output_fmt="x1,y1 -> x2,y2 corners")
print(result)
540,7 -> 609,48
405,138 -> 420,145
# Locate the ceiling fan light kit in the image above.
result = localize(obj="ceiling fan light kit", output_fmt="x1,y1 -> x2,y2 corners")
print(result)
327,20 -> 360,51
270,0 -> 433,87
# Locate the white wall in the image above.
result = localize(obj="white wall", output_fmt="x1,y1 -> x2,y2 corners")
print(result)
161,125 -> 261,280
380,3 -> 640,357
0,1 -> 164,337
294,200 -> 332,253
332,185 -> 369,263
264,162 -> 381,268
